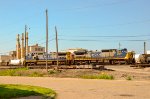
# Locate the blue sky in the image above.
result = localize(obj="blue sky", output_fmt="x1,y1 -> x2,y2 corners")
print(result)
0,0 -> 150,54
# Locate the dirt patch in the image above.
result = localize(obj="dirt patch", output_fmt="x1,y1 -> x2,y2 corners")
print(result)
46,69 -> 150,81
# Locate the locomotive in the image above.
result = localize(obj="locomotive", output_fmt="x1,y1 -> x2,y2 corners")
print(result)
24,48 -> 135,66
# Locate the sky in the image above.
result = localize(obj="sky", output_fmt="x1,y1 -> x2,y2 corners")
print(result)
0,0 -> 150,54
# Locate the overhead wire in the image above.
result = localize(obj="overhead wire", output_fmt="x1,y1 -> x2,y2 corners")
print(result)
58,34 -> 150,38
58,38 -> 148,42
38,38 -> 55,45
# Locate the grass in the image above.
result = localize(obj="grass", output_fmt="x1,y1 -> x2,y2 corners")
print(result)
0,68 -> 61,77
81,73 -> 114,80
0,68 -> 29,76
0,84 -> 56,99
48,69 -> 61,74
29,71 -> 44,77
0,68 -> 45,77
126,76 -> 132,80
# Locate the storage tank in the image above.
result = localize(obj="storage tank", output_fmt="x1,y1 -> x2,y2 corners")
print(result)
134,54 -> 140,63
10,60 -> 21,65
147,51 -> 150,54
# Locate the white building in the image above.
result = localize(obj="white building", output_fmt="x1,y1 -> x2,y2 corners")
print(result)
147,50 -> 150,54
66,48 -> 87,54
27,44 -> 45,59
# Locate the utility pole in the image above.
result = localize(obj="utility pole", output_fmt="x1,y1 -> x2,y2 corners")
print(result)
119,42 -> 121,50
144,42 -> 146,54
46,9 -> 48,72
55,26 -> 59,67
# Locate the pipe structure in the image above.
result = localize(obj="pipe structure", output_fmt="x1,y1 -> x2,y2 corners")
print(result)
21,33 -> 24,59
16,34 -> 21,59
26,32 -> 28,55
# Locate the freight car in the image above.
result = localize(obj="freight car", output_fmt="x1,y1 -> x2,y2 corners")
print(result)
135,54 -> 150,64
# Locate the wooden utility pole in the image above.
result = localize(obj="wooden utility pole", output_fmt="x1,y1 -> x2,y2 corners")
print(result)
46,9 -> 48,72
55,26 -> 59,67
144,42 -> 146,54
119,42 -> 121,50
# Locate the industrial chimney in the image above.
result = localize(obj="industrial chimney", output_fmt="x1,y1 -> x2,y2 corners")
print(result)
16,34 -> 21,59
21,33 -> 25,59
26,32 -> 29,55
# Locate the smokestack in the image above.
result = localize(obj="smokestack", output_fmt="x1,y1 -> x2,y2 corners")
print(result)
21,33 -> 24,59
144,42 -> 146,54
26,32 -> 29,55
16,34 -> 21,59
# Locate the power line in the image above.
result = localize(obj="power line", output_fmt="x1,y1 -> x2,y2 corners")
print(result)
58,34 -> 150,38
38,38 -> 55,45
59,38 -> 148,42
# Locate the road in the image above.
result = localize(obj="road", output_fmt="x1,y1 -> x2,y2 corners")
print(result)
0,76 -> 150,99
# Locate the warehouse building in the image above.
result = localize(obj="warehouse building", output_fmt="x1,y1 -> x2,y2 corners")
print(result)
0,55 -> 12,65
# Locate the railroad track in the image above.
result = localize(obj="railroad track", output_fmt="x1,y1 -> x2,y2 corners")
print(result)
130,64 -> 150,68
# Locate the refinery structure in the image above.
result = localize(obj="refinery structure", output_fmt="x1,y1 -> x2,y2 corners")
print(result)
16,33 -> 45,60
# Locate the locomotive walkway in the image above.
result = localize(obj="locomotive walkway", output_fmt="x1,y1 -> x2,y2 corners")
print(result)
0,76 -> 150,99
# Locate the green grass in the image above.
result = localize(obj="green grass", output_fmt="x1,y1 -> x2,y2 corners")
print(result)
0,68 -> 45,77
0,84 -> 56,99
126,76 -> 132,80
0,68 -> 29,76
48,69 -> 61,74
81,73 -> 114,80
29,71 -> 44,77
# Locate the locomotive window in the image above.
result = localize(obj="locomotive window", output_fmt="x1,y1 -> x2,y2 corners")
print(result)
74,52 -> 86,55
58,53 -> 67,56
102,49 -> 116,52
35,48 -> 38,51
38,53 -> 43,55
